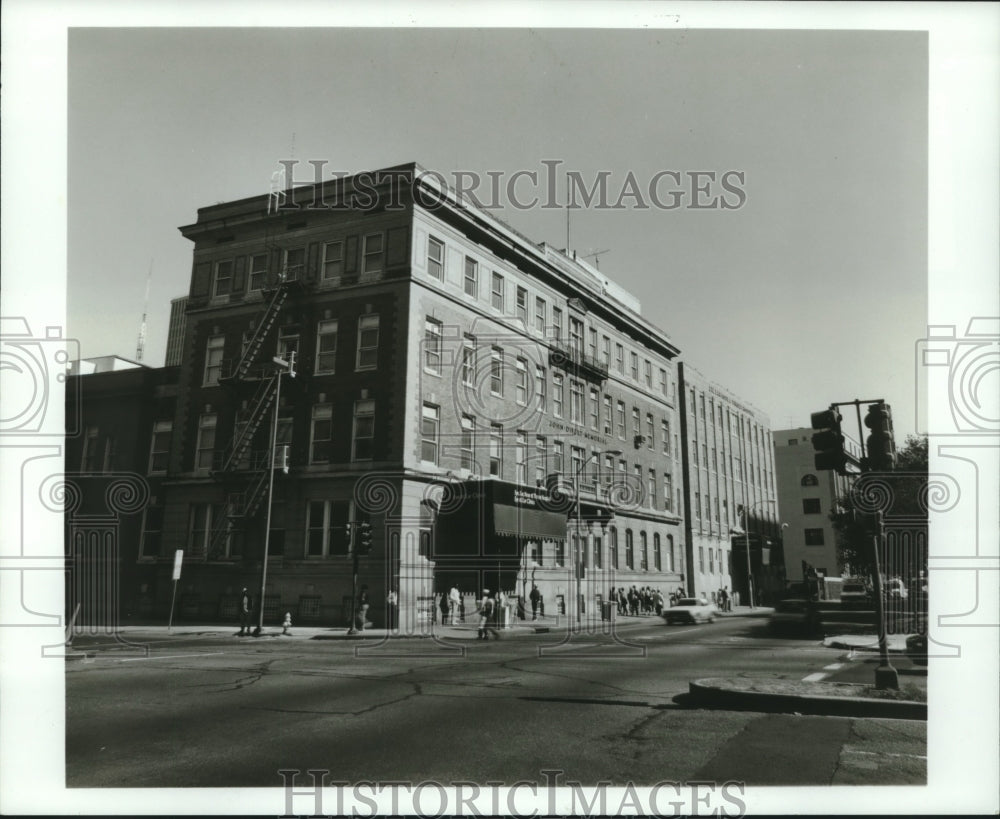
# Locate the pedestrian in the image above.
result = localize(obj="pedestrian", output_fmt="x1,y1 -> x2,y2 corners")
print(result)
439,588 -> 449,625
238,587 -> 252,636
449,584 -> 461,625
654,588 -> 664,616
386,589 -> 398,629
719,587 -> 729,613
530,584 -> 541,620
357,584 -> 370,632
478,589 -> 495,640
618,587 -> 627,615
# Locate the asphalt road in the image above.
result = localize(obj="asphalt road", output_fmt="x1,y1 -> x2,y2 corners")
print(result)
66,617 -> 925,791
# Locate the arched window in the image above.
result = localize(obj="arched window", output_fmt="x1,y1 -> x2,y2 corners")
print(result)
625,530 -> 634,569
609,528 -> 619,568
801,474 -> 819,487
666,535 -> 674,572
654,533 -> 662,571
640,532 -> 648,570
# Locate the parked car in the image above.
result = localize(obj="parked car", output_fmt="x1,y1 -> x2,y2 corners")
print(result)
882,577 -> 909,601
906,633 -> 928,666
663,598 -> 717,625
769,598 -> 823,635
840,579 -> 871,609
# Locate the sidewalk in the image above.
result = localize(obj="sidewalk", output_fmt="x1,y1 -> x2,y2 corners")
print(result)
71,605 -> 775,646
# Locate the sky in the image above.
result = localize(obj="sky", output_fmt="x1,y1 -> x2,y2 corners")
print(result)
65,25 -> 928,441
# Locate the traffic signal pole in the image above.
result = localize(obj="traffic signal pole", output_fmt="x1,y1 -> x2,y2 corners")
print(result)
870,511 -> 899,690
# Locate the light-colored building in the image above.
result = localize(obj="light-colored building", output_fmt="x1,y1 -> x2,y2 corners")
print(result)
677,363 -> 781,605
773,427 -> 861,584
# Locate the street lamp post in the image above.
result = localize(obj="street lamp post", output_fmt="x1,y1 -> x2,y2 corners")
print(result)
573,448 -> 622,631
254,352 -> 295,637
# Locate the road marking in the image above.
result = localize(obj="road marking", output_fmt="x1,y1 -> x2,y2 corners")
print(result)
802,672 -> 828,682
843,748 -> 927,760
823,663 -> 844,671
117,652 -> 227,662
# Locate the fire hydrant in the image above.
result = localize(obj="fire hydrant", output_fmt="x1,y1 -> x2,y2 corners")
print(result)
282,612 -> 292,635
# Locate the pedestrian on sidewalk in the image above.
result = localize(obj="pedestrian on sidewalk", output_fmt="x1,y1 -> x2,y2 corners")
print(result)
357,585 -> 370,632
478,589 -> 495,640
719,587 -> 730,613
438,589 -> 449,625
449,585 -> 461,625
238,587 -> 252,635
654,588 -> 664,616
386,589 -> 398,629
530,584 -> 541,620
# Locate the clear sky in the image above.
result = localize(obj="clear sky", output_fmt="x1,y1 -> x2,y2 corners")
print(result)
66,26 -> 927,441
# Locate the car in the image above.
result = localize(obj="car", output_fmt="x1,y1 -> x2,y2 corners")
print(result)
906,633 -> 928,666
882,577 -> 909,601
840,580 -> 871,609
769,598 -> 823,635
662,597 -> 717,625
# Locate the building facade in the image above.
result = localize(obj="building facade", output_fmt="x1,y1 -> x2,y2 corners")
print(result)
677,363 -> 781,604
773,427 -> 861,584
136,164 -> 687,630
164,296 -> 188,367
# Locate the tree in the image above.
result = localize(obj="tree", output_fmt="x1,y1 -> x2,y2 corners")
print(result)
830,435 -> 928,578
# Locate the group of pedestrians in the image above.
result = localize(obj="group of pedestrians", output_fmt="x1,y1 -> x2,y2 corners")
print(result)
612,586 -> 668,616
716,586 -> 733,612
439,585 -> 466,625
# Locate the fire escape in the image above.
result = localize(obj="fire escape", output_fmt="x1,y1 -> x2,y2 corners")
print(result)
205,277 -> 299,559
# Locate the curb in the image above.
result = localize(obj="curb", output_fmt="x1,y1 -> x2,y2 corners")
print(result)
687,678 -> 926,720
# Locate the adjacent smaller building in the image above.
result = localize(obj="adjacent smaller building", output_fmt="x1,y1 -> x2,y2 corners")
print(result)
773,427 -> 861,585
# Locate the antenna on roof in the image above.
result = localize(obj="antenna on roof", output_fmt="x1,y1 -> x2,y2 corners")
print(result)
581,249 -> 610,270
136,260 -> 153,362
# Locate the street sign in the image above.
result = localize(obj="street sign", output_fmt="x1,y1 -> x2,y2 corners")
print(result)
172,550 -> 184,580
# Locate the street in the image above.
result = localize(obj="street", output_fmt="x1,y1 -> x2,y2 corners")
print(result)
66,617 -> 925,790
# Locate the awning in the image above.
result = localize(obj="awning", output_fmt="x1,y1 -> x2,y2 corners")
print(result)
494,504 -> 567,540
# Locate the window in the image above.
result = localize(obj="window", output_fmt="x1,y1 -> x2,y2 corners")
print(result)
80,426 -> 100,471
356,314 -> 379,370
516,286 -> 528,323
570,446 -> 584,481
203,334 -> 225,385
609,528 -> 619,568
632,407 -> 640,436
461,415 -> 476,471
530,540 -> 542,566
535,297 -> 546,334
662,420 -> 671,455
284,247 -> 305,280
489,424 -> 503,477
667,535 -> 675,572
464,257 -> 478,296
249,253 -> 268,291
323,241 -> 344,280
552,306 -> 563,340
315,319 -> 338,374
601,336 -> 611,366
515,431 -> 527,484
593,536 -> 602,570
421,403 -> 439,464
461,335 -> 476,386
630,351 -> 639,380
306,500 -> 351,557
427,236 -> 444,280
362,233 -> 383,274
551,439 -> 564,475
535,366 -> 547,411
570,380 -> 583,425
588,328 -> 598,360
803,498 -> 822,514
699,547 -> 705,572
615,344 -> 624,373
569,317 -> 584,356
603,395 -> 613,433
647,470 -> 656,508
788,438 -> 799,446
195,413 -> 217,471
214,260 -> 234,296
189,503 -> 225,557
148,421 -> 172,473
709,548 -> 714,573
491,272 -> 505,310
625,530 -> 634,569
659,368 -> 668,396
311,404 -> 333,463
801,474 -> 819,487
663,473 -> 673,512
490,347 -> 503,396
306,501 -> 327,557
534,436 -> 547,485
646,414 -> 655,449
353,399 -> 375,461
277,327 -> 299,362
140,505 -> 163,558
553,373 -> 564,418
424,318 -> 443,374
644,360 -> 652,388
589,388 -> 600,431
616,401 -> 626,439
695,492 -> 702,519
555,539 -> 565,567
804,528 -> 825,546
515,357 -> 528,405
654,533 -> 662,571
640,532 -> 648,570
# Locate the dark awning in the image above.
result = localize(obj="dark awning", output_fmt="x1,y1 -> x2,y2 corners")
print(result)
494,504 -> 566,540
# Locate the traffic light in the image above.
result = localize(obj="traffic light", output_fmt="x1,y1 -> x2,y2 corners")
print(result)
864,401 -> 897,472
810,408 -> 847,473
357,521 -> 373,555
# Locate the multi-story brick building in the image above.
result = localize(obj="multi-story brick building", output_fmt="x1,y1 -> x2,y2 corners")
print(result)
677,363 -> 781,604
144,164 -> 686,630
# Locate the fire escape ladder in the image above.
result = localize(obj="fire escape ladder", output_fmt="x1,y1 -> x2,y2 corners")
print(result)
229,283 -> 290,381
218,375 -> 278,474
